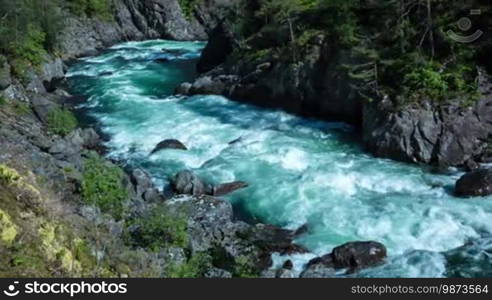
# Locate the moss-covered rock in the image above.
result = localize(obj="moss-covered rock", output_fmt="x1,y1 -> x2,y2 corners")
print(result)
0,209 -> 18,246
0,165 -> 21,185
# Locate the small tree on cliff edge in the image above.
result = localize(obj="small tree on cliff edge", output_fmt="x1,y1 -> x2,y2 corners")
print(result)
256,0 -> 304,62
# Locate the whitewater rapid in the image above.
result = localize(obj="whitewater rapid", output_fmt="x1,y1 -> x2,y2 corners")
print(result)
67,40 -> 492,278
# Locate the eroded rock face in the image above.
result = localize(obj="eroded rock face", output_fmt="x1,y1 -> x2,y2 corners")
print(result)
455,169 -> 492,197
58,0 -> 240,59
190,28 -> 362,123
0,58 -> 11,90
363,95 -> 492,168
31,94 -> 60,124
172,170 -> 211,196
167,195 -> 308,274
197,22 -> 235,73
131,169 -> 153,195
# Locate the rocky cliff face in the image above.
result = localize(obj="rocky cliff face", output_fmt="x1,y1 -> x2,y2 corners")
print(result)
363,85 -> 492,168
180,33 -> 362,123
58,0 -> 228,59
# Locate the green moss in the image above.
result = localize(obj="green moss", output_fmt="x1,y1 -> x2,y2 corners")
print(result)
166,252 -> 210,278
296,29 -> 324,47
400,61 -> 479,106
10,25 -> 46,67
125,206 -> 188,251
81,154 -> 128,219
12,102 -> 31,116
38,223 -> 90,273
0,209 -> 18,246
233,255 -> 258,278
0,165 -> 101,277
46,108 -> 78,136
0,165 -> 21,185
0,95 -> 7,106
72,238 -> 95,268
67,0 -> 114,21
178,0 -> 201,19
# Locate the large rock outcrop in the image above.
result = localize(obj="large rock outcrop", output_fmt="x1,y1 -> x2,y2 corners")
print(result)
363,73 -> 492,168
184,33 -> 362,123
165,195 -> 308,274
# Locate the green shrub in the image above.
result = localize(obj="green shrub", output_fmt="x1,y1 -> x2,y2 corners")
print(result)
125,206 -> 188,251
0,165 -> 21,186
10,25 -> 46,67
403,64 -> 449,100
46,108 -> 78,136
10,59 -> 31,83
402,62 -> 479,104
81,154 -> 128,219
166,252 -> 210,278
67,0 -> 114,21
178,0 -> 201,19
12,102 -> 31,116
233,255 -> 258,278
0,96 -> 7,106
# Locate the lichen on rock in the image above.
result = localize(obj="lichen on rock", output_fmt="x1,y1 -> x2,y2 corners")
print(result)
0,209 -> 18,246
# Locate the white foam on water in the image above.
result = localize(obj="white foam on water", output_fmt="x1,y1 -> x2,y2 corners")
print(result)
68,40 -> 492,278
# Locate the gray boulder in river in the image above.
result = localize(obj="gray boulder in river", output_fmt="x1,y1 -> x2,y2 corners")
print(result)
455,169 -> 492,197
301,241 -> 387,278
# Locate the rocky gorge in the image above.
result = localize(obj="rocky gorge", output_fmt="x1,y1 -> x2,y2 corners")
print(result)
178,16 -> 492,174
0,0 -> 393,278
1,0 -> 492,278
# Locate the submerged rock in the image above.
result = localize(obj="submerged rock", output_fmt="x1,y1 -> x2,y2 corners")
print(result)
98,71 -> 113,77
455,169 -> 492,197
154,57 -> 170,63
212,181 -> 249,196
150,139 -> 188,154
444,237 -> 492,277
161,48 -> 187,56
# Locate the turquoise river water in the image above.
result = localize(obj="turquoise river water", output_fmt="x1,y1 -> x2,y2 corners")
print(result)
67,40 -> 492,278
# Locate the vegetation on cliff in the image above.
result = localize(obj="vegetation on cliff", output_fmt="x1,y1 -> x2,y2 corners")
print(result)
226,0 -> 487,107
81,154 -> 129,220
0,0 -> 113,78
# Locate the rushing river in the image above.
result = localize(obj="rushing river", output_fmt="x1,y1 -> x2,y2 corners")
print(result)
67,40 -> 492,278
